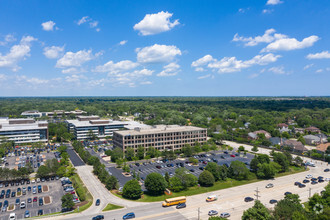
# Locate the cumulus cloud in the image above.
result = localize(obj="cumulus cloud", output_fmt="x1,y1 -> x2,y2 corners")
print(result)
140,81 -> 152,85
119,40 -> 127,46
233,29 -> 287,46
266,0 -> 283,5
108,68 -> 154,87
56,49 -> 94,69
192,53 -> 281,73
41,21 -> 57,31
136,44 -> 181,63
262,9 -> 273,14
0,34 -> 16,46
303,64 -> 314,70
198,74 -> 213,79
43,46 -> 64,59
0,35 -> 37,71
15,75 -> 49,85
134,11 -> 179,36
157,62 -> 180,77
94,60 -> 139,74
77,16 -> 100,31
191,55 -> 215,71
268,66 -> 286,74
262,35 -> 319,52
306,51 -> 330,59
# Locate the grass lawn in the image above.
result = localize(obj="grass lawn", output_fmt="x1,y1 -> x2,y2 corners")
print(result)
102,203 -> 124,211
112,165 -> 307,203
71,174 -> 93,213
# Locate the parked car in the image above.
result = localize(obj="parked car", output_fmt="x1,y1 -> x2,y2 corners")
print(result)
16,198 -> 20,205
33,197 -> 38,202
25,210 -> 30,218
324,168 -> 330,172
123,212 -> 135,219
303,179 -> 310,183
96,199 -> 100,206
39,198 -> 43,206
269,199 -> 278,204
27,198 -> 32,203
11,191 -> 16,197
299,183 -> 306,188
208,210 -> 218,216
20,201 -> 26,209
220,212 -> 231,218
306,174 -> 313,179
38,209 -> 43,216
294,182 -> 301,186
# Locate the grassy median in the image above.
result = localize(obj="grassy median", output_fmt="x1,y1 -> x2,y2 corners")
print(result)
112,165 -> 306,202
102,203 -> 124,211
71,174 -> 93,213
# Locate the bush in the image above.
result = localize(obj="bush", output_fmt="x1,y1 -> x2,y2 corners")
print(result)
145,173 -> 167,195
76,187 -> 86,201
122,179 -> 142,200
61,194 -> 74,209
198,170 -> 215,187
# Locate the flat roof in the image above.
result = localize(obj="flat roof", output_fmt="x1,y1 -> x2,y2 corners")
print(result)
114,125 -> 206,136
66,119 -> 129,127
0,118 -> 48,131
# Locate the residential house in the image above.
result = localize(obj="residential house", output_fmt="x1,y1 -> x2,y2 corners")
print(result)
248,130 -> 271,140
269,137 -> 287,146
303,135 -> 321,145
305,126 -> 321,134
277,123 -> 288,129
244,122 -> 250,128
315,133 -> 328,143
316,143 -> 330,153
294,127 -> 305,134
283,140 -> 308,153
248,132 -> 257,140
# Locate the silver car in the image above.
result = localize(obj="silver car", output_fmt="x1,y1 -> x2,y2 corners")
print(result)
220,212 -> 230,218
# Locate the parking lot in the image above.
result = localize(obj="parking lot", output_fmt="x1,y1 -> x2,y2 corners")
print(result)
0,178 -> 64,220
108,151 -> 255,188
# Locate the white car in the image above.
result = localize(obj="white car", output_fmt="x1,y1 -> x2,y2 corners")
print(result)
306,174 -> 313,179
208,210 -> 218,216
220,212 -> 231,218
325,178 -> 330,182
31,179 -> 35,184
266,183 -> 274,188
20,201 -> 26,209
9,213 -> 16,220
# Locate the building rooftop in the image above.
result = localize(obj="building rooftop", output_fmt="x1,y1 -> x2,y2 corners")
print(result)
0,118 -> 48,131
114,125 -> 206,136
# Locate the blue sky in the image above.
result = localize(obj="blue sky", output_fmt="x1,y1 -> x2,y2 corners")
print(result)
0,0 -> 329,96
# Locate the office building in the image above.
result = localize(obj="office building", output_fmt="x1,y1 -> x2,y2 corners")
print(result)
0,118 -> 48,144
113,125 -> 207,153
21,109 -> 86,118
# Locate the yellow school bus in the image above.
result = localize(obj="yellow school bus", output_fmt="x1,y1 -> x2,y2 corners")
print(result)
162,196 -> 186,207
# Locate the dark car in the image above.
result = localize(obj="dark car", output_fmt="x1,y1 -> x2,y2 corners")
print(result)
28,186 -> 31,192
135,163 -> 140,167
123,212 -> 135,219
220,156 -> 225,159
299,183 -> 306,188
38,209 -> 43,216
311,178 -> 318,182
318,176 -> 324,180
176,203 -> 186,209
324,168 -> 330,172
11,191 -> 16,197
156,165 -> 161,169
190,169 -> 195,172
294,182 -> 301,186
92,215 -> 105,220
311,181 -> 318,185
61,207 -> 73,212
269,199 -> 278,204
39,198 -> 43,206
27,198 -> 32,203
199,167 -> 204,171
224,151 -> 228,154
96,199 -> 100,206
318,179 -> 325,183
303,179 -> 310,183
244,197 -> 254,202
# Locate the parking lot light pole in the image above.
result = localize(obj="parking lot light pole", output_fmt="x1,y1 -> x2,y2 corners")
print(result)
198,207 -> 200,220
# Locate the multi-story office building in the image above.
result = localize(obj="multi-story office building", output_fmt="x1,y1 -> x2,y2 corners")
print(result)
0,118 -> 48,144
113,125 -> 207,153
66,116 -> 149,140
21,109 -> 86,118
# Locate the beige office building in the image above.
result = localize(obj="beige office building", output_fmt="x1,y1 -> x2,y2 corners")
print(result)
113,125 -> 207,153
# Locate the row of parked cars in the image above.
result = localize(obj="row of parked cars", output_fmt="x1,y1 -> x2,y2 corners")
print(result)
61,177 -> 80,209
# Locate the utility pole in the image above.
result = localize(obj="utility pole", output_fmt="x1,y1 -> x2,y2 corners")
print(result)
309,188 -> 311,198
255,187 -> 260,200
198,207 -> 200,220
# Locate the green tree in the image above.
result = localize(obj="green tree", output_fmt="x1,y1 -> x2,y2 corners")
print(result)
242,200 -> 273,220
110,147 -> 123,162
257,154 -> 270,164
169,176 -> 184,192
165,172 -> 170,184
105,175 -> 118,190
122,179 -> 142,200
293,156 -> 303,166
229,161 -> 250,180
198,170 -> 215,187
274,194 -> 305,220
205,162 -> 221,181
238,146 -> 245,152
202,144 -> 210,152
189,157 -> 198,165
252,145 -> 259,152
273,152 -> 289,172
183,144 -> 194,157
61,194 -> 75,209
145,173 -> 167,195
257,162 -> 280,179
37,165 -> 51,178
137,146 -> 145,160
298,136 -> 306,145
250,157 -> 260,173
125,147 -> 135,161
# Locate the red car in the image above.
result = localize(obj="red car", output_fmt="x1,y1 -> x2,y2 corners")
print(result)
33,197 -> 38,202
230,155 -> 236,158
203,161 -> 208,164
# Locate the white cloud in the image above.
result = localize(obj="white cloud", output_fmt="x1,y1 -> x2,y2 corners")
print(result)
15,75 -> 49,85
262,35 -> 319,52
61,67 -> 86,74
316,69 -> 323,73
41,21 -> 57,31
43,46 -> 64,59
192,53 -> 281,73
0,34 -> 16,46
306,51 -> 330,59
157,62 -> 180,77
56,50 -> 94,68
65,74 -> 86,84
233,28 -> 286,46
77,16 -> 100,31
303,64 -> 314,70
268,66 -> 286,74
0,35 -> 37,71
108,68 -> 154,87
134,11 -> 179,36
191,55 -> 215,70
198,74 -> 212,79
249,73 -> 259,79
140,81 -> 152,85
89,78 -> 106,87
266,0 -> 283,5
119,40 -> 128,46
0,74 -> 7,80
262,9 -> 273,14
94,60 -> 139,74
136,44 -> 181,63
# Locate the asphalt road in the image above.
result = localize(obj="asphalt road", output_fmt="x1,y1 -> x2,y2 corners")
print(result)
66,147 -> 85,167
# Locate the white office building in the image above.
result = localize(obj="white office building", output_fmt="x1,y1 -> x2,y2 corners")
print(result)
66,116 -> 149,140
0,118 -> 48,144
